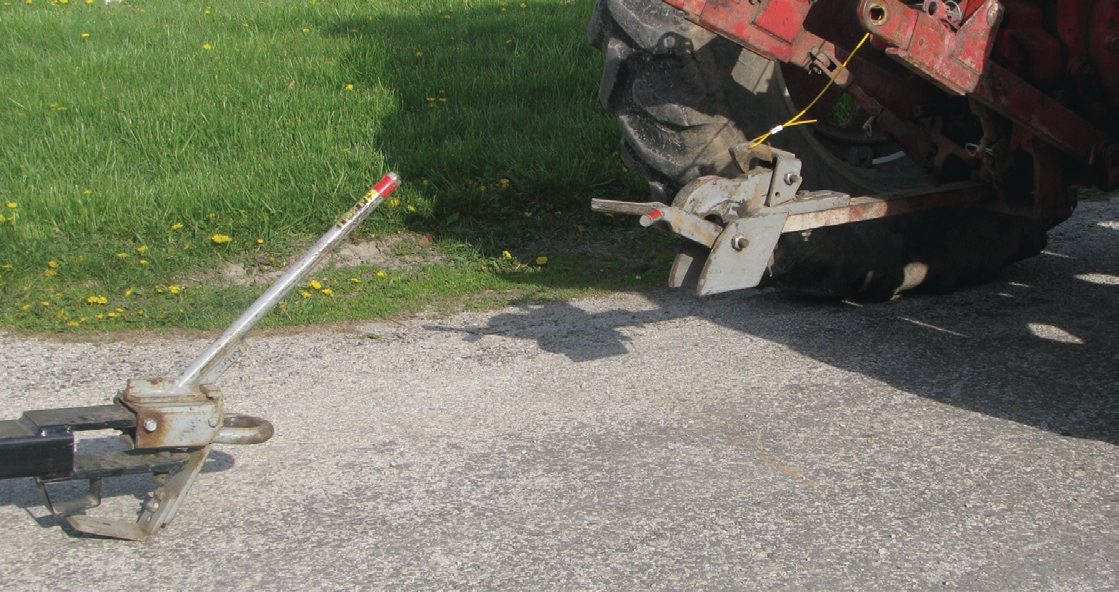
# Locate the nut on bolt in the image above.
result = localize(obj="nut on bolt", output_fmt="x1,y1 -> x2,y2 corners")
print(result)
731,235 -> 749,251
143,418 -> 159,433
783,172 -> 801,185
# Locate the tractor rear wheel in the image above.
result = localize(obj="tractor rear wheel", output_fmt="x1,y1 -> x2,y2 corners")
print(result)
588,0 -> 1049,299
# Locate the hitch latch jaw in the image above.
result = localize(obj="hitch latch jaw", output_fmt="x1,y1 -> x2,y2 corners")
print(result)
593,146 -> 991,296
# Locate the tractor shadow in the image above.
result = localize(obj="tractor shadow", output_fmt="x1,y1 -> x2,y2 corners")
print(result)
441,199 -> 1119,445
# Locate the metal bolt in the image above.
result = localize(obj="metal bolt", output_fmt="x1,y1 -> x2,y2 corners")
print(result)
144,499 -> 160,512
208,416 -> 220,428
661,35 -> 676,50
783,172 -> 801,185
731,235 -> 749,251
143,419 -> 158,433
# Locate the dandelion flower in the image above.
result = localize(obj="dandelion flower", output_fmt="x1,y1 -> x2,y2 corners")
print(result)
503,250 -> 512,259
44,269 -> 57,277
349,277 -> 362,284
41,301 -> 50,307
83,189 -> 92,195
389,198 -> 400,207
168,285 -> 181,294
96,314 -> 104,321
115,308 -> 124,313
20,304 -> 30,311
321,288 -> 334,296
211,234 -> 232,244
86,295 -> 108,305
536,256 -> 548,265
139,259 -> 149,265
124,287 -> 134,296
107,312 -> 118,318
47,260 -> 59,269
171,222 -> 183,230
81,33 -> 90,39
67,321 -> 80,327
499,178 -> 510,188
300,291 -> 312,298
376,271 -> 387,278
203,43 -> 213,51
5,203 -> 16,209
137,245 -> 148,254
407,204 -> 416,212
1,263 -> 11,269
256,237 -> 264,244
302,28 -> 310,33
345,84 -> 354,91
415,51 -> 423,57
309,280 -> 322,290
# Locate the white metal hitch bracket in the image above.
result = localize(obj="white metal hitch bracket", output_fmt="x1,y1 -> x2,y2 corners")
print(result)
593,145 -> 992,296
0,173 -> 400,541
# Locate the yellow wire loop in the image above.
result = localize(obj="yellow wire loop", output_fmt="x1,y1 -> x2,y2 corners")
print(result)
748,32 -> 872,149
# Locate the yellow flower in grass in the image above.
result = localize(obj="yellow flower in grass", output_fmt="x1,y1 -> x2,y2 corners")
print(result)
117,252 -> 129,259
300,291 -> 312,298
168,285 -> 181,294
309,280 -> 322,290
256,238 -> 264,244
211,234 -> 232,244
5,203 -> 15,209
406,204 -> 416,212
535,256 -> 548,266
86,295 -> 108,305
171,222 -> 183,230
80,33 -> 90,39
321,288 -> 334,296
47,260 -> 59,269
345,84 -> 354,91
503,250 -> 512,259
203,44 -> 213,51
20,304 -> 30,311
44,269 -> 56,277
137,245 -> 148,254
349,277 -> 361,284
124,287 -> 134,297
41,301 -> 50,307
376,271 -> 387,278
139,259 -> 149,265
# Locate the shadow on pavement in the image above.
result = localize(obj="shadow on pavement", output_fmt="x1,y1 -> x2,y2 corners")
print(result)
440,200 -> 1119,445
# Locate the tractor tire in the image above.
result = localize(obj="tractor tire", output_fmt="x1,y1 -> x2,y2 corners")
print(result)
588,0 -> 1049,299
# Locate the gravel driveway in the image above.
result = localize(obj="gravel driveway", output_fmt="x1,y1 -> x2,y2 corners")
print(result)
0,198 -> 1115,590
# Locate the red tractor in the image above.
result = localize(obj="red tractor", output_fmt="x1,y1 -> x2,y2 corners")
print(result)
589,0 -> 1118,298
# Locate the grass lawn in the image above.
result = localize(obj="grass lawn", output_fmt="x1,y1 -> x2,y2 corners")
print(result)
0,0 -> 672,333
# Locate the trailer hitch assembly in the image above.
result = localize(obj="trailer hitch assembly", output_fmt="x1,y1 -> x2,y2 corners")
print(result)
0,172 -> 400,541
593,146 -> 992,295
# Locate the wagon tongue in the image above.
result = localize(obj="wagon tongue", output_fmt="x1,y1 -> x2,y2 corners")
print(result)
593,146 -> 991,296
0,173 -> 401,541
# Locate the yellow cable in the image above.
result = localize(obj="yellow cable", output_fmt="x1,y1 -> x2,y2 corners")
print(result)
748,32 -> 872,149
